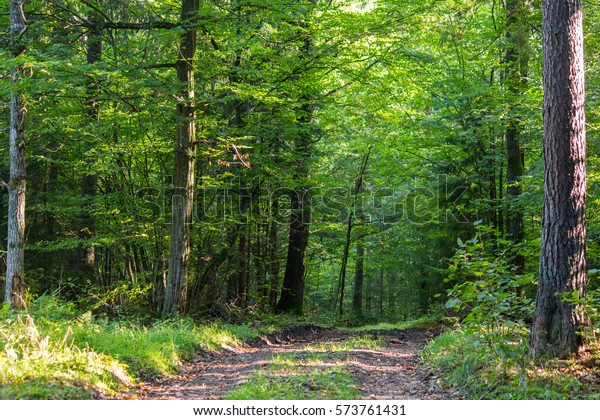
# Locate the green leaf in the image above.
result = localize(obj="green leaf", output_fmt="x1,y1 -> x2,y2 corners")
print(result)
445,298 -> 461,309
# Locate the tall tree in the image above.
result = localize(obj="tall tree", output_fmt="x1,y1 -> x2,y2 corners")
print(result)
504,0 -> 530,272
163,0 -> 199,315
276,0 -> 318,314
78,4 -> 103,279
2,0 -> 28,309
276,102 -> 313,314
531,0 -> 587,359
352,239 -> 365,315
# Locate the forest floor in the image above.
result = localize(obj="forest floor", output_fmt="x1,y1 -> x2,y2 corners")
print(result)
136,326 -> 462,400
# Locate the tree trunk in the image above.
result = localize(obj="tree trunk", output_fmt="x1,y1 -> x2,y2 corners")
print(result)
504,0 -> 529,273
335,145 -> 371,315
377,268 -> 384,317
275,1 -> 317,315
276,182 -> 311,314
78,7 -> 103,279
164,0 -> 198,315
336,213 -> 353,316
268,201 -> 280,310
352,240 -> 364,315
3,0 -> 28,309
531,0 -> 586,359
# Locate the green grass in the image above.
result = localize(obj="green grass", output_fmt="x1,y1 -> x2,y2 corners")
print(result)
226,332 -> 392,400
225,352 -> 361,400
0,296 -> 251,399
1,296 -> 440,399
349,316 -> 441,332
227,369 -> 361,400
422,327 -> 600,399
303,334 -> 387,352
0,314 -> 132,399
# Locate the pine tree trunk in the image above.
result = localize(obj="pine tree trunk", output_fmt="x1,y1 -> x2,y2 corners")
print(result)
531,0 -> 586,359
3,0 -> 28,309
164,0 -> 198,315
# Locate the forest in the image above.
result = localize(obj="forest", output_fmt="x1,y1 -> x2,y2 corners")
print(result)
1,0 -> 600,401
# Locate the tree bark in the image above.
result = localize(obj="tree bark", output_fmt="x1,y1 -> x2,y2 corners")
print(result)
377,268 -> 384,317
504,0 -> 530,273
531,0 -> 586,359
335,146 -> 371,315
164,0 -> 198,315
268,201 -> 280,310
352,240 -> 364,315
3,0 -> 28,309
276,178 -> 311,314
78,6 -> 103,279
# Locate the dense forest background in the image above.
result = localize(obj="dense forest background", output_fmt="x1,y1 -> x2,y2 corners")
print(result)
0,0 -> 599,344
3,0 -> 600,401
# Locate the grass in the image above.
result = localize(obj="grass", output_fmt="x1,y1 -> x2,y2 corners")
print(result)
303,334 -> 387,352
226,332 -> 393,400
0,314 -> 132,399
421,327 -> 600,399
0,296 -> 254,399
227,369 -> 361,400
227,351 -> 362,400
1,295 -> 436,399
349,315 -> 441,332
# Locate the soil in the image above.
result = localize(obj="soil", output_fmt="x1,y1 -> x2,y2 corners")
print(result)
135,326 -> 462,400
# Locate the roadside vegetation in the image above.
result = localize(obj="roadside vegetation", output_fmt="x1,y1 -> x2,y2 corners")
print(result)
0,295 -> 255,399
420,233 -> 600,399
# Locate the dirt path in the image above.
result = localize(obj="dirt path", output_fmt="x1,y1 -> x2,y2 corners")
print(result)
136,327 -> 461,400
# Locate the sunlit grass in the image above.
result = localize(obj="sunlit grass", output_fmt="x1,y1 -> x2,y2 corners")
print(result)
226,366 -> 361,400
303,334 -> 387,352
422,328 -> 600,399
349,316 -> 441,332
0,314 -> 132,399
0,296 -> 250,399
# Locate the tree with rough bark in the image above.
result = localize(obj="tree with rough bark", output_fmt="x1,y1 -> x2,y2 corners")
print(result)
163,0 -> 199,315
504,0 -> 530,273
531,0 -> 587,359
2,0 -> 28,309
276,102 -> 313,314
78,4 -> 103,280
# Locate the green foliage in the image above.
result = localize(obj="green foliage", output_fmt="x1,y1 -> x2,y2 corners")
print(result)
422,328 -> 599,399
0,296 -> 250,399
0,314 -> 132,399
561,285 -> 600,342
444,226 -> 535,332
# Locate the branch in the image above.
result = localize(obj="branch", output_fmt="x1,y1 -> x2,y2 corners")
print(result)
230,143 -> 251,169
100,21 -> 178,30
0,180 -> 8,189
143,63 -> 177,70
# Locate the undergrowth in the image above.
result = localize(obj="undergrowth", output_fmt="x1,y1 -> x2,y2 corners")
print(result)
422,226 -> 600,399
0,296 -> 253,399
422,327 -> 600,399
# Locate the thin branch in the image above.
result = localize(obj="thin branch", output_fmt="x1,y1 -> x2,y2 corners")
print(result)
100,21 -> 178,30
143,63 -> 177,70
230,143 -> 251,168
0,180 -> 8,189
